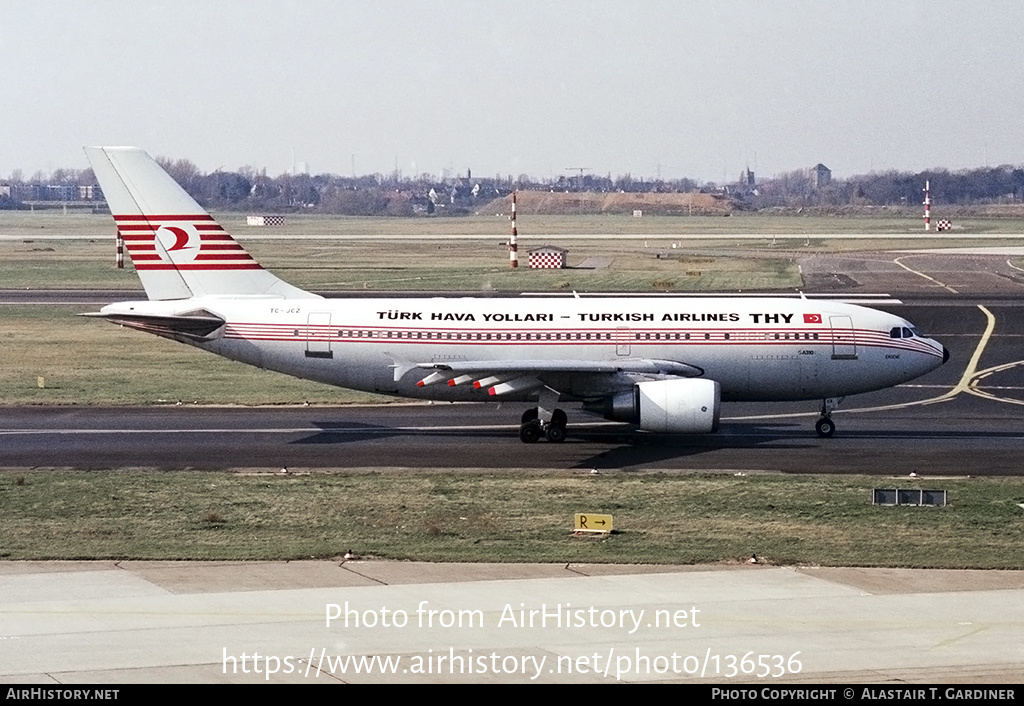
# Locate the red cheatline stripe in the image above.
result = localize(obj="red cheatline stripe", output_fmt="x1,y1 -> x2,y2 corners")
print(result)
135,263 -> 263,270
129,254 -> 253,262
114,214 -> 214,221
120,234 -> 245,246
198,237 -> 243,244
194,254 -> 255,261
179,263 -> 261,270
117,225 -> 229,233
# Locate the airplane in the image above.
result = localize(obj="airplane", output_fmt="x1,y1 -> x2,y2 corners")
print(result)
83,146 -> 949,443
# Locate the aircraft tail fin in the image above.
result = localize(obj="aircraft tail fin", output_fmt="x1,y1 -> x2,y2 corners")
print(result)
84,146 -> 314,301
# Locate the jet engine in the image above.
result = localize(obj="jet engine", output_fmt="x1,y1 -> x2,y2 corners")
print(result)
597,378 -> 721,433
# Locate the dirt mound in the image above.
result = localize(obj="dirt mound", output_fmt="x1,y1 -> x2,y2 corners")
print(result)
479,190 -> 734,216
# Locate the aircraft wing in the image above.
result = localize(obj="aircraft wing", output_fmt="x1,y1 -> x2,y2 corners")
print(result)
413,358 -> 704,396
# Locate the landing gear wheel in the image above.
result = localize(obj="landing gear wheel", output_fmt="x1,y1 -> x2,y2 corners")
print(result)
545,424 -> 567,443
815,417 -> 835,438
521,408 -> 539,424
519,421 -> 542,443
551,408 -> 567,427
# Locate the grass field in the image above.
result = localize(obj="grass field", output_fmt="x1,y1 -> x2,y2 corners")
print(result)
4,215 -> 1024,294
3,210 -> 1023,567
2,470 -> 1022,567
0,305 -> 387,405
5,209 -> 1024,237
1,232 -> 808,293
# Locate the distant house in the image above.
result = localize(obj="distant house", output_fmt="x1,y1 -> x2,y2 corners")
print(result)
810,164 -> 832,189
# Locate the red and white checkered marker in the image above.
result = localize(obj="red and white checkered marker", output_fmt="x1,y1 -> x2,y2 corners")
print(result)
529,251 -> 564,268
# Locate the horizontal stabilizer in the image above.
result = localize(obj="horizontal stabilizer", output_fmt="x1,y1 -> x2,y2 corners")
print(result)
80,310 -> 225,341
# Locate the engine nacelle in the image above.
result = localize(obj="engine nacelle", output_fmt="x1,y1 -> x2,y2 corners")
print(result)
601,378 -> 721,433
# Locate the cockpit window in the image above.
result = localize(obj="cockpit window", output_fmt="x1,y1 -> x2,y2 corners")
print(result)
890,326 -> 920,339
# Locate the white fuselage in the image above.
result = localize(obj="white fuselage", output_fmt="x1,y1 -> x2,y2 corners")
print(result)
105,295 -> 947,404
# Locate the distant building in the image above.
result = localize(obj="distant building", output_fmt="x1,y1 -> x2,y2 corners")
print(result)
739,166 -> 755,187
810,164 -> 832,189
78,185 -> 103,201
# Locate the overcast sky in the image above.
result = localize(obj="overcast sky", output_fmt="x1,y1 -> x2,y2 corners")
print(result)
4,1 -> 1023,182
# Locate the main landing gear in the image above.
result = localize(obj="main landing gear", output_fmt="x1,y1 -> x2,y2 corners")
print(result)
519,407 -> 568,443
518,386 -> 567,443
815,397 -> 843,438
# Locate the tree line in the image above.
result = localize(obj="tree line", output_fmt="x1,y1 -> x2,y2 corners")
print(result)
4,158 -> 1024,215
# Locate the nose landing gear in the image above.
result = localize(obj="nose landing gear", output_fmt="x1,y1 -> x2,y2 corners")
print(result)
815,397 -> 843,438
815,416 -> 835,438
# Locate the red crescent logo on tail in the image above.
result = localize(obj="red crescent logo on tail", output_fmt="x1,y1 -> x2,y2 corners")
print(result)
154,223 -> 201,262
164,226 -> 191,251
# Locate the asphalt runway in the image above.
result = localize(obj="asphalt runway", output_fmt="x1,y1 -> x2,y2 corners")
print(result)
1,301 -> 1021,474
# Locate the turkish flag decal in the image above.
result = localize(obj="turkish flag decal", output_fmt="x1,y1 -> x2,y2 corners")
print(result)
804,313 -> 823,324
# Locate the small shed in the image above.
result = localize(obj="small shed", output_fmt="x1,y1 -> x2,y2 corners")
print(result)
528,245 -> 567,269
246,215 -> 285,226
